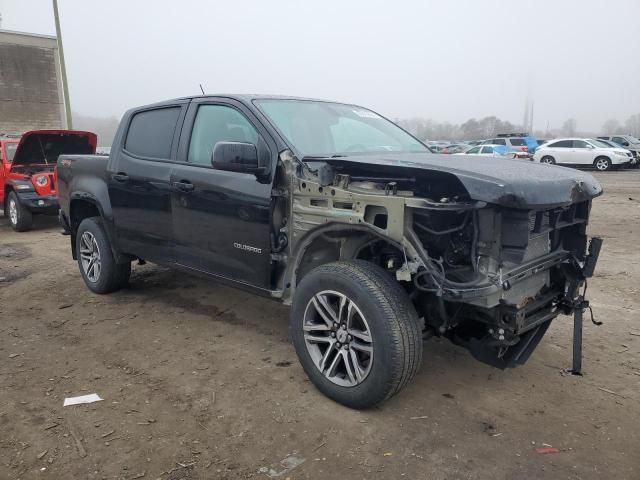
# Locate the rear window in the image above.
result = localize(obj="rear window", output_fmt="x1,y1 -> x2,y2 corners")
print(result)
124,107 -> 181,159
509,138 -> 526,146
548,140 -> 572,148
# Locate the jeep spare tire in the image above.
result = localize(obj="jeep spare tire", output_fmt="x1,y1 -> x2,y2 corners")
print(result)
291,260 -> 423,409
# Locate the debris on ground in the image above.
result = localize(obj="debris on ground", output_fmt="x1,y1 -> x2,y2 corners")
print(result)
597,387 -> 626,399
259,454 -> 305,478
63,393 -> 103,406
67,419 -> 87,458
535,447 -> 560,454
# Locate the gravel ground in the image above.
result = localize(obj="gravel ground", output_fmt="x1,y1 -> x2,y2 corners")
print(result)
0,171 -> 639,480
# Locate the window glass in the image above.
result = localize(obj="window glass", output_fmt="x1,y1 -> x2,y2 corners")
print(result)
492,139 -> 507,145
466,146 -> 481,154
188,105 -> 259,166
548,140 -> 572,148
587,139 -> 610,148
573,140 -> 589,148
255,99 -> 426,157
6,143 -> 17,161
509,138 -> 526,146
612,136 -> 628,145
125,107 -> 181,159
481,146 -> 494,154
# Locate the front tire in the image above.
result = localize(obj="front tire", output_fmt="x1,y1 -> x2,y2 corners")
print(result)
7,191 -> 33,232
594,156 -> 612,171
76,217 -> 131,294
540,155 -> 555,165
291,260 -> 423,409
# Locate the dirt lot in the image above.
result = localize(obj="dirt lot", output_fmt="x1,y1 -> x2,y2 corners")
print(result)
1,171 -> 639,480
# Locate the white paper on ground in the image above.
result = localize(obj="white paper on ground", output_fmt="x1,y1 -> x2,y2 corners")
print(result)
63,393 -> 103,406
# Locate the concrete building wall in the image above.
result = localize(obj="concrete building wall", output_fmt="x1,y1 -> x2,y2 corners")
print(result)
0,29 -> 67,134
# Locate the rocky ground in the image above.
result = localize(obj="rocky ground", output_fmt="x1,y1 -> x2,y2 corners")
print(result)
0,171 -> 639,480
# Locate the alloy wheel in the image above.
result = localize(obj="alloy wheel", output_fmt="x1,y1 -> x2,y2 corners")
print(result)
8,199 -> 18,225
303,290 -> 373,387
596,158 -> 609,171
79,231 -> 101,282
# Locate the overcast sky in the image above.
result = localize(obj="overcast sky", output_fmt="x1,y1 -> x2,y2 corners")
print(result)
1,0 -> 639,131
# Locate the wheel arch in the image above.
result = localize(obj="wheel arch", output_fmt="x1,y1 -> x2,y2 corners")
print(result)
593,155 -> 612,170
3,184 -> 15,211
69,195 -> 126,262
282,222 -> 403,304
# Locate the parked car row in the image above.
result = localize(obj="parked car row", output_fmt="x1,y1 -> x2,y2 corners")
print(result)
427,133 -> 538,157
425,133 -> 640,171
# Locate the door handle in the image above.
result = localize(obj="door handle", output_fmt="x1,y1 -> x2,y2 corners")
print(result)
111,173 -> 129,182
173,181 -> 194,192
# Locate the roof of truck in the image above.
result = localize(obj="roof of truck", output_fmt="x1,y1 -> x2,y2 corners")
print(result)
131,94 -> 354,110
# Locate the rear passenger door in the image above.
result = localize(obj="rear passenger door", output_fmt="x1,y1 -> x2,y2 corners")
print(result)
171,98 -> 276,289
545,140 -> 572,164
108,103 -> 187,262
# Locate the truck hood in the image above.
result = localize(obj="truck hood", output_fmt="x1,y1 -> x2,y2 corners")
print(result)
11,130 -> 97,169
325,153 -> 603,209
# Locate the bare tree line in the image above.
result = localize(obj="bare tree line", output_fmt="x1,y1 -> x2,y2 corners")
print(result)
399,113 -> 640,142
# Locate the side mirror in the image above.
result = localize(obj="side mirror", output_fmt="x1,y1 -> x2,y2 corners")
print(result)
211,142 -> 264,175
621,141 -> 629,147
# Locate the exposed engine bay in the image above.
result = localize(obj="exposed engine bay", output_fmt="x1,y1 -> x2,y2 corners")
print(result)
9,163 -> 56,176
271,151 -> 603,369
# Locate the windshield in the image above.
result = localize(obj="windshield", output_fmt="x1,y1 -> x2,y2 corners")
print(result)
627,136 -> 640,144
5,143 -> 18,162
588,139 -> 614,148
254,99 -> 428,157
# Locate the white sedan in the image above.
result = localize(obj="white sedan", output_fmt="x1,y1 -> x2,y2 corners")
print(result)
532,138 -> 633,171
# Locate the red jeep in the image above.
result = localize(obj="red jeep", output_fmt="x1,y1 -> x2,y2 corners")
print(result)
1,130 -> 97,231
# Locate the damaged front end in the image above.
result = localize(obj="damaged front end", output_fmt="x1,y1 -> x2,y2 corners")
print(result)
273,151 -> 603,370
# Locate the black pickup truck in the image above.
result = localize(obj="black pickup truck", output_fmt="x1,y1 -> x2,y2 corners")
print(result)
58,95 -> 603,408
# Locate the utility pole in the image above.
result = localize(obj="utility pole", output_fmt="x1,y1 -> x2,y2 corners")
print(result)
53,0 -> 72,128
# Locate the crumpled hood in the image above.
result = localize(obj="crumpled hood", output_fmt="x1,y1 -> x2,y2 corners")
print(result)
11,130 -> 97,168
326,153 -> 603,209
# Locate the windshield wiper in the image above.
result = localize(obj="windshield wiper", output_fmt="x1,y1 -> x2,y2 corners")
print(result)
301,154 -> 347,161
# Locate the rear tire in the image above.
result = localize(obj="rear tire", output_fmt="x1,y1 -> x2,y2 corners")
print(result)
290,260 -> 423,409
7,191 -> 33,232
594,156 -> 612,171
76,217 -> 131,294
540,156 -> 555,165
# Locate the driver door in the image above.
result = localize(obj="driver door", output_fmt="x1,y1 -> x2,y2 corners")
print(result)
571,140 -> 594,165
171,99 -> 275,289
